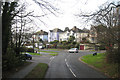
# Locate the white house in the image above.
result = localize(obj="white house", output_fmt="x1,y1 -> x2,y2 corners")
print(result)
33,30 -> 48,47
59,26 -> 89,42
48,28 -> 63,42
34,30 -> 48,42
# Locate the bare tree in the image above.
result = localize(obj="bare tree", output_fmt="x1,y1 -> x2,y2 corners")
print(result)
76,1 -> 120,76
10,0 -> 59,54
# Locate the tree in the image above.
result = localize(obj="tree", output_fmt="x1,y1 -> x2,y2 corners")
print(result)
68,36 -> 75,43
2,0 -> 58,55
77,1 -> 120,76
2,0 -> 58,73
2,2 -> 18,55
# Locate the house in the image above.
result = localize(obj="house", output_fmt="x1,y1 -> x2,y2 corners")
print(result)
59,27 -> 71,41
89,26 -> 97,43
59,26 -> 89,43
48,28 -> 63,42
33,30 -> 48,47
34,30 -> 48,42
71,26 -> 89,42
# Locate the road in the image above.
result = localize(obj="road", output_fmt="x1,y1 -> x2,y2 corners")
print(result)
44,50 -> 107,78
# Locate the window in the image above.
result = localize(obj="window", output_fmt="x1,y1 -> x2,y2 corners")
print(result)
67,33 -> 69,36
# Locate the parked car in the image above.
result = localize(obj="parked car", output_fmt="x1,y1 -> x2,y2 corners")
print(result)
68,48 -> 78,53
23,53 -> 32,60
39,46 -> 44,49
25,46 -> 33,48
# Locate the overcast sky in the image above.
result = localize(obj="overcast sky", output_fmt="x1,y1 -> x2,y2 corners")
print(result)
20,0 -> 119,32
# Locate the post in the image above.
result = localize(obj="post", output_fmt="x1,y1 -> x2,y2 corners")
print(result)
33,34 -> 35,53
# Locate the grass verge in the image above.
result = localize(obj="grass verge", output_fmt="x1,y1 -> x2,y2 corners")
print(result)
28,52 -> 42,56
39,50 -> 58,54
90,50 -> 96,51
49,53 -> 58,56
46,49 -> 62,51
25,63 -> 48,78
81,53 -> 119,78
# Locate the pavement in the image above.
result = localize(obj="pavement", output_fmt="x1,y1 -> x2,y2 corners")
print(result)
6,50 -> 107,79
9,62 -> 38,78
8,52 -> 52,79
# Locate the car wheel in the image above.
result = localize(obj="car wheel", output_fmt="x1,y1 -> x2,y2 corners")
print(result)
30,57 -> 32,60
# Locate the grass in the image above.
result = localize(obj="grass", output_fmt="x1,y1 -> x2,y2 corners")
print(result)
39,51 -> 58,56
49,53 -> 58,56
82,53 -> 105,68
90,50 -> 96,51
39,50 -> 58,54
27,52 -> 42,56
46,49 -> 62,51
81,53 -> 119,78
24,51 -> 58,56
25,63 -> 48,78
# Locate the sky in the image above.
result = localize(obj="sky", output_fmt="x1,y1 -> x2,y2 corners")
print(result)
19,0 -> 119,32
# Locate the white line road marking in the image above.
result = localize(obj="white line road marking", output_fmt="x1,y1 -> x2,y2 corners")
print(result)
49,56 -> 55,65
69,68 -> 77,77
65,59 -> 77,77
50,56 -> 55,60
66,62 -> 69,67
65,59 -> 67,62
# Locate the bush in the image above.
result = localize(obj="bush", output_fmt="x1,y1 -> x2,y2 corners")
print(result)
57,44 -> 70,49
75,43 -> 79,48
20,47 -> 27,52
72,41 -> 77,45
2,48 -> 25,71
27,48 -> 34,53
99,45 -> 106,50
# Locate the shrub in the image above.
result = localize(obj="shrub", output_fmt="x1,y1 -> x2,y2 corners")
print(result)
99,45 -> 106,50
27,48 -> 34,53
72,41 -> 77,45
2,48 -> 25,71
20,47 -> 27,52
75,43 -> 79,48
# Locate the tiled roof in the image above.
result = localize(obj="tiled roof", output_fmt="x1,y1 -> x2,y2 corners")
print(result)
64,27 -> 70,31
71,26 -> 85,33
35,30 -> 48,35
50,28 -> 63,32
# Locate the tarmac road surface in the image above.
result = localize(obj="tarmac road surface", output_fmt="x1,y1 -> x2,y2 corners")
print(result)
45,50 -> 107,78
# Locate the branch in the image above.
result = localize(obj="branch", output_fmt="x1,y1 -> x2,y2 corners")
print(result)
32,0 -> 58,16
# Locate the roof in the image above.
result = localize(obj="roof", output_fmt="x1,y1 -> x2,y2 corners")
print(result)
63,26 -> 84,33
35,30 -> 48,35
71,26 -> 84,32
82,27 -> 90,33
64,27 -> 70,31
50,28 -> 63,32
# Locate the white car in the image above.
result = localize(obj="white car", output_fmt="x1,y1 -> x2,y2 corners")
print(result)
39,46 -> 44,49
68,48 -> 78,53
25,46 -> 33,48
